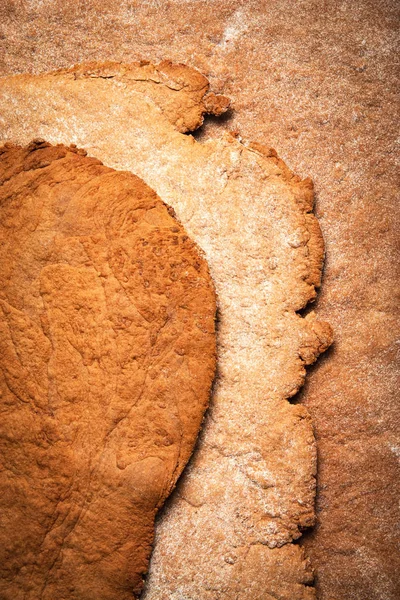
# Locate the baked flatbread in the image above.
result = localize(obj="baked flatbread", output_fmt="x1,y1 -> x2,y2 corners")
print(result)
0,140 -> 216,599
0,62 -> 332,599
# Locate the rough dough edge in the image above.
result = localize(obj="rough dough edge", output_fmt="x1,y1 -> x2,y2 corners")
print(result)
0,61 -> 333,590
2,60 -> 231,133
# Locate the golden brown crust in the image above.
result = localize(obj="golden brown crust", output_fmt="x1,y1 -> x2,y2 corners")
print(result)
0,140 -> 216,600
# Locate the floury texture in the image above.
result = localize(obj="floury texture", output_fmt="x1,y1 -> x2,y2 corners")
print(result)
1,3 -> 399,598
0,141 -> 216,599
0,63 -> 331,598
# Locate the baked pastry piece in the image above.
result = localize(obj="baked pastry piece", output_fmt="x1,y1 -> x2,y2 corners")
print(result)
0,140 -> 216,599
0,62 -> 332,599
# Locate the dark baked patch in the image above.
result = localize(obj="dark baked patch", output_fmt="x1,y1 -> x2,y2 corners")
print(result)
0,140 -> 216,599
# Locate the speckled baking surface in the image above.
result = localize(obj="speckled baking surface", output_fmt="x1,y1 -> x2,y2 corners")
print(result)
1,2 -> 399,599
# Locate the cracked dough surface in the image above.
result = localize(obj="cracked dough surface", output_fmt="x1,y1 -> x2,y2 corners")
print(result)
0,63 -> 332,598
0,140 -> 216,600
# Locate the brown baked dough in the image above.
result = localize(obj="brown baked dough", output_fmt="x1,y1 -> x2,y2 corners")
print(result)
0,62 -> 332,599
0,140 -> 216,600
